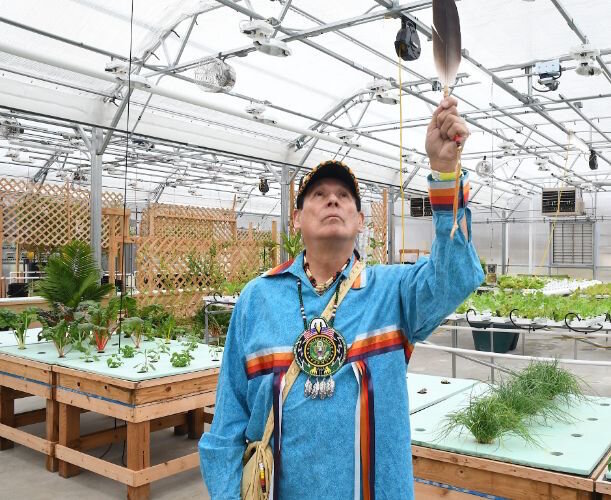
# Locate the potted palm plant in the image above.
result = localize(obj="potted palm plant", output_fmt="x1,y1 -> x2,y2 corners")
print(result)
36,240 -> 113,325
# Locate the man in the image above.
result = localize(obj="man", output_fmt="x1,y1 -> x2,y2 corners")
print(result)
200,96 -> 484,499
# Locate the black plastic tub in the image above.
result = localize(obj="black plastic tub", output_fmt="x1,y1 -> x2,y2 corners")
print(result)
470,320 -> 520,353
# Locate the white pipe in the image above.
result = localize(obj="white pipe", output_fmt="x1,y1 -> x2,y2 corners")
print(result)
436,323 -> 611,339
0,41 -> 401,163
418,342 -> 611,367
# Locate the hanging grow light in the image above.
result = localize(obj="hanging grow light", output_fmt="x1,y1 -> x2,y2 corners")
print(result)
194,57 -> 236,92
0,118 -> 24,139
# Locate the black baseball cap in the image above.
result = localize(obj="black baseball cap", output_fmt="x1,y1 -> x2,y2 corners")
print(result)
296,160 -> 361,211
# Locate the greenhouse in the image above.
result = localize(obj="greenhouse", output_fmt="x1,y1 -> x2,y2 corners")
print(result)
0,1 -> 610,499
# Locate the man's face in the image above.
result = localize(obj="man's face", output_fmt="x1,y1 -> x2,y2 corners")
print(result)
293,177 -> 364,245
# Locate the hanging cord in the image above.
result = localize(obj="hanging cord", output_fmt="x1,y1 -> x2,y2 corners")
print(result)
117,0 -> 135,351
398,54 -> 406,256
538,135 -> 571,271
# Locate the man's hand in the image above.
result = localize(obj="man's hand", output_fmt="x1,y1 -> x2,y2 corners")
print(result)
425,96 -> 469,173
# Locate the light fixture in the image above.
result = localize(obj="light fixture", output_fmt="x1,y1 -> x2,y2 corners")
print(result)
188,187 -> 198,196
570,44 -> 602,77
475,156 -> 492,177
535,156 -> 549,171
258,177 -> 269,194
335,130 -> 360,147
245,103 -> 277,125
568,130 -> 590,154
395,16 -> 421,62
194,57 -> 236,92
0,118 -> 24,139
367,79 -> 398,105
589,150 -> 598,170
240,20 -> 291,57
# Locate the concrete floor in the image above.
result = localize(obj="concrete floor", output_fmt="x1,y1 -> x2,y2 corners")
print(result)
2,328 -> 610,499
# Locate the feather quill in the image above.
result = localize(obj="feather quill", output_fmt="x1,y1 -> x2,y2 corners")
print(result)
432,0 -> 463,239
432,0 -> 462,91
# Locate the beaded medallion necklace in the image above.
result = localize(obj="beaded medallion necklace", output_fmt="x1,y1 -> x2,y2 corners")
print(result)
293,277 -> 347,399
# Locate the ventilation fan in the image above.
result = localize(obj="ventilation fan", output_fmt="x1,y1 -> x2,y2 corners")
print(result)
194,57 -> 236,93
475,156 -> 493,177
0,119 -> 24,139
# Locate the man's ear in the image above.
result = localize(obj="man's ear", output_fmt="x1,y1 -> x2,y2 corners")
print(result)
357,211 -> 365,233
293,208 -> 302,229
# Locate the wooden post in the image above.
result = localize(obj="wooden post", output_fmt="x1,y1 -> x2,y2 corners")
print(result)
289,179 -> 295,230
187,408 -> 204,440
45,398 -> 59,472
58,403 -> 81,477
271,220 -> 278,267
127,421 -> 150,500
0,207 -> 4,298
108,216 -> 117,286
0,386 -> 15,450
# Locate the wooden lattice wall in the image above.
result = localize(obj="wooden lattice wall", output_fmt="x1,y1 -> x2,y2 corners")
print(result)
136,203 -> 277,317
0,178 -> 124,250
370,189 -> 388,264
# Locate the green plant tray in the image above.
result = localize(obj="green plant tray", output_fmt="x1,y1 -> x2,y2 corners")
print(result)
410,383 -> 611,476
0,336 -> 155,364
407,373 -> 478,414
0,338 -> 223,381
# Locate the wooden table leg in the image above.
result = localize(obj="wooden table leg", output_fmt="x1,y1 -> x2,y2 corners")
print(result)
46,399 -> 59,472
187,408 -> 204,440
59,403 -> 81,478
127,421 -> 150,500
0,386 -> 15,450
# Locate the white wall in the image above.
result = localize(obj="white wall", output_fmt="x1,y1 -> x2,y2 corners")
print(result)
390,191 -> 611,281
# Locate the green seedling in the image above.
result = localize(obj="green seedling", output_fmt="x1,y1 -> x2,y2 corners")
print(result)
107,354 -> 123,368
120,345 -> 136,358
80,348 -> 99,363
134,349 -> 157,373
170,350 -> 194,368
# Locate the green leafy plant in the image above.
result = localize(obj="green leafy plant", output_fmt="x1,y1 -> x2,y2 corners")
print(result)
0,309 -> 18,332
11,307 -> 38,350
41,320 -> 72,357
281,230 -> 304,259
170,350 -> 194,368
107,354 -> 123,368
498,275 -> 545,290
159,315 -> 176,344
120,345 -> 136,358
134,349 -> 157,373
36,240 -> 113,321
77,297 -> 121,352
80,348 -> 99,363
121,316 -> 145,348
210,344 -> 223,361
